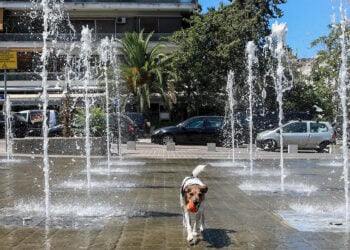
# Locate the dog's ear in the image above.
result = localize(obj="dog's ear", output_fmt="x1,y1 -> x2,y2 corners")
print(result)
200,185 -> 208,193
184,186 -> 191,194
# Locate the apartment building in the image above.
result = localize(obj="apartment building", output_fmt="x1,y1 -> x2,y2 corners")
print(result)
0,0 -> 197,110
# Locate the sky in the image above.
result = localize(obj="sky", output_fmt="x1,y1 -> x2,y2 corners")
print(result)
198,0 -> 349,58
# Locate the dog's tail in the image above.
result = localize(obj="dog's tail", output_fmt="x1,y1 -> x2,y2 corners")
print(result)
192,164 -> 206,178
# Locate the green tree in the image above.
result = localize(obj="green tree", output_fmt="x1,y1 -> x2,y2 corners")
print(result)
118,30 -> 173,113
169,0 -> 286,117
306,23 -> 348,121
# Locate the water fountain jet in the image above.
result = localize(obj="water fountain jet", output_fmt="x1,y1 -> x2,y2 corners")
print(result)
245,41 -> 258,175
265,21 -> 293,191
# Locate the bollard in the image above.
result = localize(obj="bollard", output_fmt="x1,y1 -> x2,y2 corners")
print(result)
207,143 -> 216,152
328,144 -> 342,154
127,141 -> 136,150
166,142 -> 175,151
288,144 -> 298,153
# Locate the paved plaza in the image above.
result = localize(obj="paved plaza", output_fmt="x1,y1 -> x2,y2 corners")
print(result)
0,139 -> 349,249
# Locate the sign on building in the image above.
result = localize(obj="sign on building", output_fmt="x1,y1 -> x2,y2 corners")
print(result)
0,51 -> 17,70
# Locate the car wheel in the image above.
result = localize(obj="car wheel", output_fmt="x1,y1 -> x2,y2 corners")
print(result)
317,141 -> 330,153
263,139 -> 277,151
161,135 -> 174,145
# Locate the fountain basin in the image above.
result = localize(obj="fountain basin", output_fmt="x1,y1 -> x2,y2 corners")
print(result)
12,137 -> 108,156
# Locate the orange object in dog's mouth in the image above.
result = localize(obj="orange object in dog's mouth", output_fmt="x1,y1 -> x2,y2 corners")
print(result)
187,202 -> 197,213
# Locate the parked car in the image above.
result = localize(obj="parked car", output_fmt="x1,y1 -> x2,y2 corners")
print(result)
108,113 -> 138,143
125,112 -> 146,137
0,112 -> 28,138
18,110 -> 63,137
151,116 -> 224,145
255,120 -> 336,152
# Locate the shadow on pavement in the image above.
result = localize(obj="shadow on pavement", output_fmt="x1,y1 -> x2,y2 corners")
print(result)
203,228 -> 236,248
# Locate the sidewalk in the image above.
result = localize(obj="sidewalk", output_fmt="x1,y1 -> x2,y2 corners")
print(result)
118,138 -> 344,160
0,139 -> 349,249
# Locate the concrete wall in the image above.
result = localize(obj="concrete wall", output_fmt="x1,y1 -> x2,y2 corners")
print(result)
12,137 -> 108,156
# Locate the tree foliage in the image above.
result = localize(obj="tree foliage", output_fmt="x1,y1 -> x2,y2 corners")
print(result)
306,23 -> 349,121
168,0 -> 286,118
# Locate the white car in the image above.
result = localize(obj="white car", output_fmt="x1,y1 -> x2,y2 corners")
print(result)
255,120 -> 336,152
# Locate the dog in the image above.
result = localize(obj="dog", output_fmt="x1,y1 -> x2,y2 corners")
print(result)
180,164 -> 208,242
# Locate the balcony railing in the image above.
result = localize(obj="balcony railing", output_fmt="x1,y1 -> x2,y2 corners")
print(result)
0,72 -> 57,81
0,33 -> 172,42
2,0 -> 196,3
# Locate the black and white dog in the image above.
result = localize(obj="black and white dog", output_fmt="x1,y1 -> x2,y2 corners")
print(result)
180,165 -> 208,242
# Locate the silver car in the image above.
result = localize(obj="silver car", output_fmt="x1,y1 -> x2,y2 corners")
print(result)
256,120 -> 336,152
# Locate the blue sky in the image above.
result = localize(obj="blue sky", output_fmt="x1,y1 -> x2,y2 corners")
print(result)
198,0 -> 348,58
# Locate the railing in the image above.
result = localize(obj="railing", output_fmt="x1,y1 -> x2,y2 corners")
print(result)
0,33 -> 172,42
2,0 -> 197,3
0,72 -> 59,81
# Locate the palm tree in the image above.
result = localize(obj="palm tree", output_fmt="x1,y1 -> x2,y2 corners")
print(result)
118,30 -> 174,112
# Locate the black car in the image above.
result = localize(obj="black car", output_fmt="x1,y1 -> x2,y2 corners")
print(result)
0,112 -> 28,138
108,113 -> 138,143
151,116 -> 224,145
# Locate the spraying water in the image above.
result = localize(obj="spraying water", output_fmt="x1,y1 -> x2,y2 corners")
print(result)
98,37 -> 112,170
245,41 -> 258,175
110,39 -> 123,161
265,22 -> 293,191
40,0 -> 51,218
226,70 -> 236,164
80,26 -> 93,190
5,95 -> 13,161
337,0 -> 349,225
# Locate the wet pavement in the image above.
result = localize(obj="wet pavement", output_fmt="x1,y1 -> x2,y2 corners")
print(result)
0,139 -> 350,249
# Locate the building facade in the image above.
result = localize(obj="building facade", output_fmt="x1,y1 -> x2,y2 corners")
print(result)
0,0 -> 197,112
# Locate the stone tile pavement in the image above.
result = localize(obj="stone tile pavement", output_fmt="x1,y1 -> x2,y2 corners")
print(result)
0,139 -> 349,249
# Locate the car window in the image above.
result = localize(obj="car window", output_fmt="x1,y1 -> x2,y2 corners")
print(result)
185,118 -> 204,129
283,122 -> 307,133
310,122 -> 328,133
206,117 -> 223,128
18,112 -> 28,121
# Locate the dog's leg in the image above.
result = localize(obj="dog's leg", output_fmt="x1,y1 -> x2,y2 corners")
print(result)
184,210 -> 193,242
180,194 -> 187,228
182,206 -> 187,227
193,211 -> 201,236
200,210 -> 206,233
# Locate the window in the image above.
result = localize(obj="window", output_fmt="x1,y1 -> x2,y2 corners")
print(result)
139,18 -> 158,33
185,118 -> 204,129
206,117 -> 223,128
310,122 -> 328,133
96,20 -> 115,33
283,122 -> 307,133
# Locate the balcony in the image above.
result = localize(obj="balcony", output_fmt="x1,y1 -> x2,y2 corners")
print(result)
2,0 -> 196,2
0,33 -> 172,42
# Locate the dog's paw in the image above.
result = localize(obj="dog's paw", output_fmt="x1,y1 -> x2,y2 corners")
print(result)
200,225 -> 206,232
187,234 -> 194,242
192,231 -> 198,237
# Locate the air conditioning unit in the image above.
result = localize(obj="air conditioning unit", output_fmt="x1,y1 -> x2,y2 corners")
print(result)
116,17 -> 126,24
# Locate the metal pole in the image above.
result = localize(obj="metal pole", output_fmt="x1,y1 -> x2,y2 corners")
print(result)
4,68 -> 7,153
